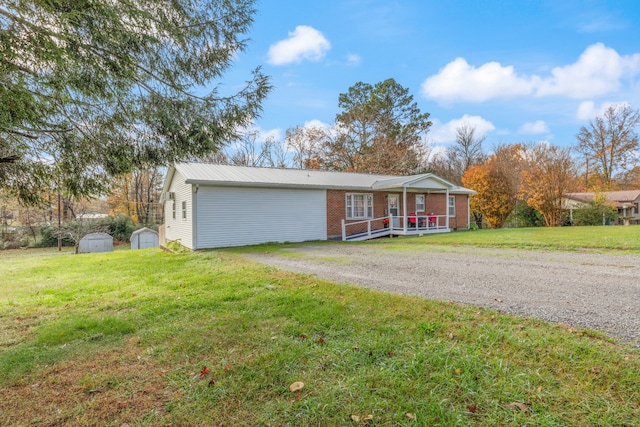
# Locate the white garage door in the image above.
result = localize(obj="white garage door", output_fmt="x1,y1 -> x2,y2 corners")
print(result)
195,186 -> 327,249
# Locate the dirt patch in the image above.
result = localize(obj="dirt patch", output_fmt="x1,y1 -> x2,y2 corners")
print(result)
245,244 -> 640,347
0,337 -> 177,426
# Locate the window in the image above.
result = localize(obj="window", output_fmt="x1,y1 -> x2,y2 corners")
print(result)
172,201 -> 176,219
448,196 -> 456,217
416,194 -> 425,212
346,193 -> 373,219
182,200 -> 187,220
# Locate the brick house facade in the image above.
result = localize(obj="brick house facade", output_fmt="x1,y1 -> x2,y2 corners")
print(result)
326,190 -> 470,239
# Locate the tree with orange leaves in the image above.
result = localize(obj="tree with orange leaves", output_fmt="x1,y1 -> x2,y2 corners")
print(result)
462,160 -> 516,229
521,143 -> 576,226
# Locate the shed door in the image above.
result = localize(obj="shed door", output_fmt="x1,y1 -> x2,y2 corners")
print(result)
88,239 -> 106,252
139,233 -> 156,249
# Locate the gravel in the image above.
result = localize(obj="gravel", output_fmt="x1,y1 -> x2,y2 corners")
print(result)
244,244 -> 640,347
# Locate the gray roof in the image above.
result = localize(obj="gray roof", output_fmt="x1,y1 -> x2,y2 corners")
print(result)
163,162 -> 475,196
564,190 -> 640,208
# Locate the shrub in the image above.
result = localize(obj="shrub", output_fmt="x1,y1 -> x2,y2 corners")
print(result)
571,195 -> 618,226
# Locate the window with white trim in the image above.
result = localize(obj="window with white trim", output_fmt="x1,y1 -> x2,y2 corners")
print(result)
346,193 -> 373,219
448,196 -> 456,217
416,194 -> 425,212
182,200 -> 187,220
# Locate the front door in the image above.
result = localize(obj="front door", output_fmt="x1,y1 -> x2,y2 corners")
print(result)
388,194 -> 400,227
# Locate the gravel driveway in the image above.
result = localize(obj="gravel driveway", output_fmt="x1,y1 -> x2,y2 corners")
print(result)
244,244 -> 640,347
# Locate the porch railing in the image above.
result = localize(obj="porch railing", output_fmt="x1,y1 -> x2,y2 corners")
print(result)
341,214 -> 447,241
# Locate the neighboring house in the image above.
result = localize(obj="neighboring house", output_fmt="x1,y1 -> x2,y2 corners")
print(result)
161,163 -> 476,249
562,190 -> 640,225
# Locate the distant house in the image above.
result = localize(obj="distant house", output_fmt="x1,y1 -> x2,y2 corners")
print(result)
562,190 -> 640,225
160,163 -> 476,249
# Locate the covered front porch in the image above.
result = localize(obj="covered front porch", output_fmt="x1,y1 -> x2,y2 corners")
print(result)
341,214 -> 450,241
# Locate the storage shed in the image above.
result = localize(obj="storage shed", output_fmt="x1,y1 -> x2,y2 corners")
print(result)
130,227 -> 159,250
78,232 -> 113,253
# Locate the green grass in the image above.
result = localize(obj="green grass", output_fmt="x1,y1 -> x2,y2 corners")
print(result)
1,241 -> 639,426
368,225 -> 640,252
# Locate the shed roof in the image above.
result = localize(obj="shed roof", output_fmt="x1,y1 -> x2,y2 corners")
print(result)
163,163 -> 476,197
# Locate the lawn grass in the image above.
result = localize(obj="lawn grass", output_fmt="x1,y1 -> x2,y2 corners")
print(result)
1,245 -> 639,426
368,225 -> 640,252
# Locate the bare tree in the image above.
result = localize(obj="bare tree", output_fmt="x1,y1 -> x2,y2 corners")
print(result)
285,126 -> 327,169
448,124 -> 486,183
576,104 -> 640,189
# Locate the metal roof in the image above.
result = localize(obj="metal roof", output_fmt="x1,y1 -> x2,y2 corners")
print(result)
564,190 -> 640,208
163,162 -> 475,195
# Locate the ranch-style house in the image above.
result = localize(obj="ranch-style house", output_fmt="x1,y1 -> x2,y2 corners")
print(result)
160,163 -> 476,249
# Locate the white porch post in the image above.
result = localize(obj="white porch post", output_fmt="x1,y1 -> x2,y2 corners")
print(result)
403,186 -> 407,233
446,189 -> 450,230
341,219 -> 346,241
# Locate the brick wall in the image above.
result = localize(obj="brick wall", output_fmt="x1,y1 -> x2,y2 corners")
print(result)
326,190 -> 470,238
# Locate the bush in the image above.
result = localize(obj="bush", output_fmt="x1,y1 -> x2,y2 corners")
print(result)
36,226 -> 75,248
102,214 -> 136,242
572,198 -> 618,226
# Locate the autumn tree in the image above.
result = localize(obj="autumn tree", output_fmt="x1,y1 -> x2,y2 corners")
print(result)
462,160 -> 516,229
325,79 -> 431,174
521,143 -> 576,226
576,105 -> 640,190
108,168 -> 163,225
0,0 -> 271,204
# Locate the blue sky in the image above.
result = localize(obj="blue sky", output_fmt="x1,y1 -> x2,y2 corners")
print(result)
227,0 -> 640,154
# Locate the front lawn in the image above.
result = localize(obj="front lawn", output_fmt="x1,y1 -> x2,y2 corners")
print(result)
0,245 -> 638,425
371,225 -> 640,252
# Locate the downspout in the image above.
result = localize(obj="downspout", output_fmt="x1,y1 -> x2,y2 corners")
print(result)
192,184 -> 199,249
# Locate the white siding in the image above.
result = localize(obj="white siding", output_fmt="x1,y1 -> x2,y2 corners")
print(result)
195,186 -> 327,249
164,169 -> 195,249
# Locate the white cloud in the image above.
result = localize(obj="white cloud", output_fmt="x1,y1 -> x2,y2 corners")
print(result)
518,120 -> 549,135
429,114 -> 496,144
267,25 -> 331,66
575,100 -> 631,121
422,43 -> 640,103
421,58 -> 537,103
537,43 -> 640,98
347,53 -> 361,66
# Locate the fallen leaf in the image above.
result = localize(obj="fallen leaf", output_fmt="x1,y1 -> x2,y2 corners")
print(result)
591,366 -> 603,374
298,334 -> 308,340
199,366 -> 210,377
387,350 -> 394,357
505,402 -> 529,413
289,381 -> 304,392
223,364 -> 231,371
536,386 -> 542,393
467,403 -> 480,413
353,345 -> 360,351
405,412 -> 416,420
207,379 -> 216,387
454,368 -> 462,375
494,298 -> 503,303
317,337 -> 326,344
350,415 -> 360,422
